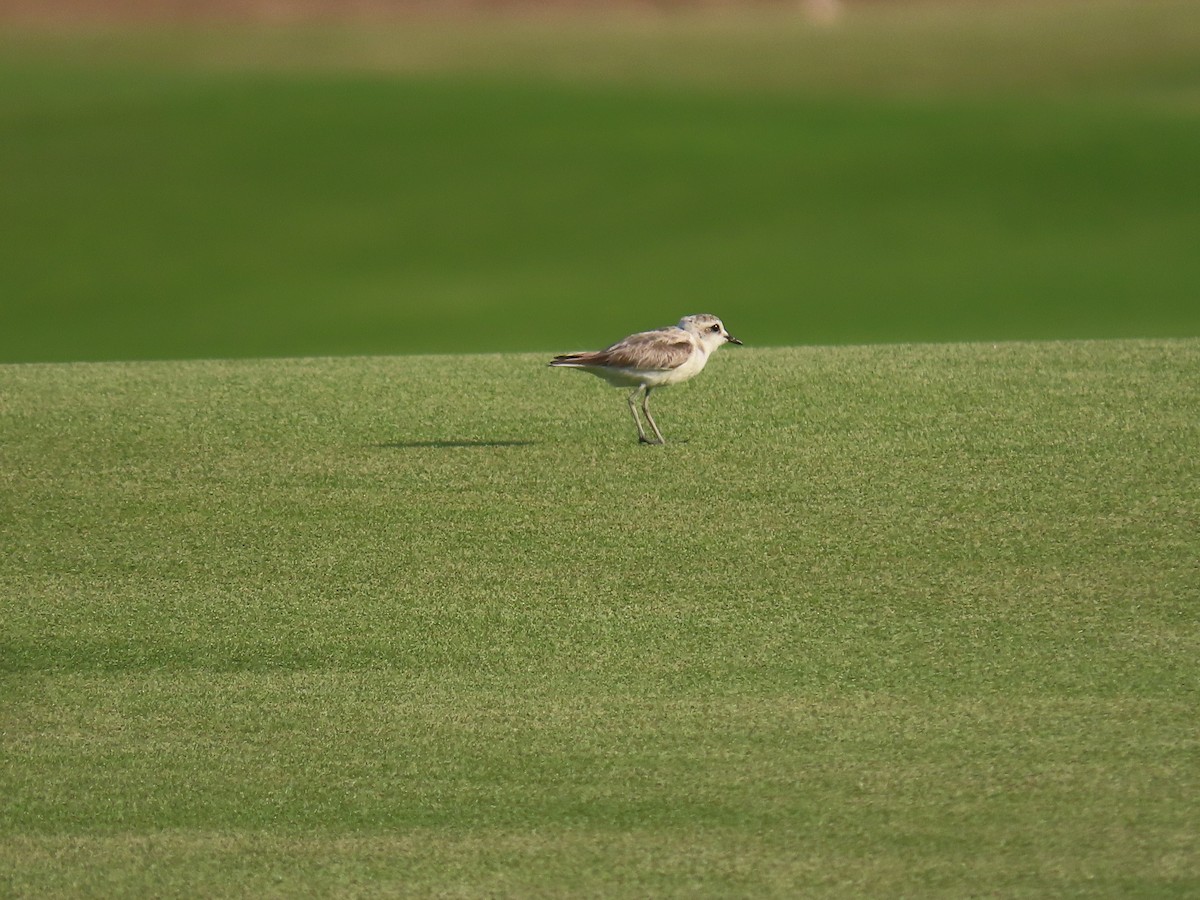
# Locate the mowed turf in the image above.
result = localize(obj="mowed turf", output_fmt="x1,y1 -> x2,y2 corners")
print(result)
2,0 -> 1200,363
2,339 -> 1198,896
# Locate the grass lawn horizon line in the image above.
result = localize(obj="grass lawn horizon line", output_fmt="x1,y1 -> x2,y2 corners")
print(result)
5,332 -> 1199,371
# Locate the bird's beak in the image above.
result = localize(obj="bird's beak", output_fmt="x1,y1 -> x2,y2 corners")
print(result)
726,335 -> 743,345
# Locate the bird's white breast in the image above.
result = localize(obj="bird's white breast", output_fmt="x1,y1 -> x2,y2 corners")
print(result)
658,343 -> 709,385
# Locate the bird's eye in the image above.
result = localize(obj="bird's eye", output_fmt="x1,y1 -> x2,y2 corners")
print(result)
710,324 -> 720,332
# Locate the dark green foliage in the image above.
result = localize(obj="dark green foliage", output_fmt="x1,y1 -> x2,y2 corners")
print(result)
2,3 -> 1199,363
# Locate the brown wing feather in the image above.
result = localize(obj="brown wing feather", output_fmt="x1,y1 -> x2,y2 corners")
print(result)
599,331 -> 694,370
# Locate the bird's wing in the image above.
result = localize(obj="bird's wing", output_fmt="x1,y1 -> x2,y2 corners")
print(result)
599,329 -> 695,370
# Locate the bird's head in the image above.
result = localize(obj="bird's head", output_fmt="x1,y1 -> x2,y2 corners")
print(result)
679,314 -> 742,350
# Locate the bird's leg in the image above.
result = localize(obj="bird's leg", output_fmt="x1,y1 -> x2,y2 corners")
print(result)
641,387 -> 666,445
627,386 -> 650,443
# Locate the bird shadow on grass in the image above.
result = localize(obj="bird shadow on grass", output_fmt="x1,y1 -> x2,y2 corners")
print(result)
375,439 -> 539,449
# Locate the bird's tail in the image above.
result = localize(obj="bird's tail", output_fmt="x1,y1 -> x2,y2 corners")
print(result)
548,353 -> 601,368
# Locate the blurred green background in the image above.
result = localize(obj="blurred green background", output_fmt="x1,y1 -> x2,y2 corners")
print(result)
1,0 -> 1198,363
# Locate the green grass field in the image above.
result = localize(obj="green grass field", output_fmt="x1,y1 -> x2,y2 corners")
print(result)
3,339 -> 1198,895
2,0 -> 1200,363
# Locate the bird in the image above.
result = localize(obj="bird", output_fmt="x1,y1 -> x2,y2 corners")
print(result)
549,314 -> 742,444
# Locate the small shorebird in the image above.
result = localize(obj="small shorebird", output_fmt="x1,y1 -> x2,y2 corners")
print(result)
549,314 -> 742,444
